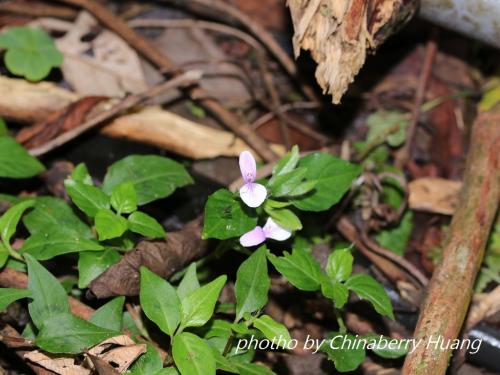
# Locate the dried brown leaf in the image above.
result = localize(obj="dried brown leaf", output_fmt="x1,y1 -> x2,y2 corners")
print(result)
24,351 -> 90,375
89,217 -> 207,298
408,177 -> 462,215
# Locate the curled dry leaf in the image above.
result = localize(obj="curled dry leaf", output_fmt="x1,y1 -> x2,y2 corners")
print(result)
24,350 -> 90,375
87,336 -> 146,374
408,177 -> 462,215
89,217 -> 207,298
287,0 -> 418,103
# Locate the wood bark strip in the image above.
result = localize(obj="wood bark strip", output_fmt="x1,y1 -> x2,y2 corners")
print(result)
402,109 -> 500,375
287,0 -> 419,103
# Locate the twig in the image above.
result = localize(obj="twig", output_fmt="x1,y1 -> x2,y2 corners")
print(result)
0,0 -> 77,20
56,0 -> 278,162
337,216 -> 429,287
395,39 -> 437,168
402,109 -> 500,375
28,71 -> 202,156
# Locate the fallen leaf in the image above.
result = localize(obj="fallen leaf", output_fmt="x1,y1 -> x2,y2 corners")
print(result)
89,217 -> 207,298
35,11 -> 148,97
87,336 -> 146,374
408,177 -> 462,215
24,350 -> 90,375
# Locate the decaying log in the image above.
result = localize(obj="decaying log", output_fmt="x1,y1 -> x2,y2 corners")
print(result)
402,108 -> 500,374
287,0 -> 419,103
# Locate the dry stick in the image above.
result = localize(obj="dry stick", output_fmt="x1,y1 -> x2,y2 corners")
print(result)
402,109 -> 500,375
0,0 -> 77,19
28,70 -> 202,156
337,216 -> 429,287
396,39 -> 437,169
56,0 -> 278,162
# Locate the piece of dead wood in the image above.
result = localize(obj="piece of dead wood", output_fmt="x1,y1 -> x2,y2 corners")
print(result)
28,70 -> 202,156
0,76 -> 78,123
89,216 -> 207,298
408,177 -> 462,215
402,109 -> 500,375
287,0 -> 419,104
102,107 -> 284,159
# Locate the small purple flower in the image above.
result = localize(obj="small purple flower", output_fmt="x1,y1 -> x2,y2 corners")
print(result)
239,151 -> 267,208
240,217 -> 292,247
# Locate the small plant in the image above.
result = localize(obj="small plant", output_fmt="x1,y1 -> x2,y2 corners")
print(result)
0,26 -> 63,81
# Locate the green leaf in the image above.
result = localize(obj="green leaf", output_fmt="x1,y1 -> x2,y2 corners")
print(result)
0,27 -> 63,81
202,189 -> 257,240
0,199 -> 35,246
128,211 -> 165,238
90,296 -> 124,331
264,207 -> 302,231
25,254 -> 70,328
268,168 -> 307,197
102,155 -> 193,205
321,278 -> 349,308
128,344 -> 163,375
267,248 -> 323,291
320,333 -> 366,372
366,111 -> 409,147
285,180 -> 317,198
270,145 -> 300,182
235,246 -> 270,321
234,362 -> 277,375
111,182 -> 138,214
291,153 -> 362,212
326,248 -> 353,282
172,332 -> 216,375
0,288 -> 31,310
154,369 -> 179,375
253,315 -> 291,348
71,163 -> 93,185
23,197 -> 92,238
95,209 -> 128,241
140,267 -> 181,337
21,226 -> 103,260
78,250 -> 121,288
36,313 -> 119,354
211,347 -> 239,373
362,334 -> 408,358
0,137 -> 45,178
177,263 -> 200,300
0,243 -> 8,268
181,275 -> 226,328
0,117 -> 8,136
376,211 -> 413,256
65,179 -> 110,217
345,274 -> 394,319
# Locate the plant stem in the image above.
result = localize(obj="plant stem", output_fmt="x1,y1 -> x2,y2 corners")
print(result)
334,307 -> 347,333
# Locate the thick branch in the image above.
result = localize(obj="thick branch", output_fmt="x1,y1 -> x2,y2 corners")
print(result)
402,109 -> 500,375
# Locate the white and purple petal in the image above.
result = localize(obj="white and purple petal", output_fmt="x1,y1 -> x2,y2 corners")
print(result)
239,150 -> 257,183
239,226 -> 266,247
263,217 -> 292,241
239,182 -> 267,208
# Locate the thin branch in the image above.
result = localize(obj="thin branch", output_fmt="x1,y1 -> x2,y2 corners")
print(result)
29,70 -> 202,156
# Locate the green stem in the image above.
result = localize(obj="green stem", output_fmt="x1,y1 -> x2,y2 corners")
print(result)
334,307 -> 346,333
